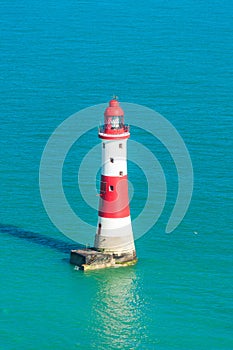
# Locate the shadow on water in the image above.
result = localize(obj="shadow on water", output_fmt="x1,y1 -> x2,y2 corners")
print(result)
0,224 -> 83,254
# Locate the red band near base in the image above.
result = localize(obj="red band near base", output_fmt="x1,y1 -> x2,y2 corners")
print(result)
98,175 -> 130,218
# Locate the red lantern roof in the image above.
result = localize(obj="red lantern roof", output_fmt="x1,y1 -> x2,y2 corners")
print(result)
104,99 -> 124,117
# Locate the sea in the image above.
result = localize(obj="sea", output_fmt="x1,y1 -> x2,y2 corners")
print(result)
0,0 -> 232,349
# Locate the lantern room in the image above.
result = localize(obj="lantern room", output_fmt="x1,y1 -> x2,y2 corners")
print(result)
104,99 -> 125,134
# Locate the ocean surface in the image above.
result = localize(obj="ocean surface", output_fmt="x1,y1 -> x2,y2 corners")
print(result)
0,0 -> 232,349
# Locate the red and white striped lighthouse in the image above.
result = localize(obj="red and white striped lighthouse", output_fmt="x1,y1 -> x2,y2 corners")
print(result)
94,99 -> 136,263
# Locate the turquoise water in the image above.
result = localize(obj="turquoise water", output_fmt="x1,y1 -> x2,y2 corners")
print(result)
1,0 -> 232,349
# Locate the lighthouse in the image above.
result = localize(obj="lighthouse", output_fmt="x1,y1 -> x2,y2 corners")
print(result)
70,98 -> 137,270
94,98 -> 136,260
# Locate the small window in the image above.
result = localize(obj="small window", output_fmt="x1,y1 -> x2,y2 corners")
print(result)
98,223 -> 101,235
109,185 -> 114,191
103,143 -> 105,148
100,181 -> 106,194
119,171 -> 123,176
119,143 -> 123,149
110,158 -> 114,163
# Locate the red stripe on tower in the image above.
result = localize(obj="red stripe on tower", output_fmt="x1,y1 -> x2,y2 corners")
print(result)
98,174 -> 130,218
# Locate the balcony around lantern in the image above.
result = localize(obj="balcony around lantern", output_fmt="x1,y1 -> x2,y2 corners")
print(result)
98,124 -> 130,139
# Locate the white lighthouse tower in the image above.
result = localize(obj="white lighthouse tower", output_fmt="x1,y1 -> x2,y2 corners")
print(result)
94,98 -> 136,263
70,98 -> 137,270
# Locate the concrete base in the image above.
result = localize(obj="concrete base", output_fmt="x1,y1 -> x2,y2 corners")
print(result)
70,248 -> 137,271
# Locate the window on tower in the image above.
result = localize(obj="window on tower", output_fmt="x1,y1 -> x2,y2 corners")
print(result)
109,185 -> 114,191
119,143 -> 123,148
110,158 -> 114,163
100,181 -> 106,194
103,143 -> 105,148
119,171 -> 123,176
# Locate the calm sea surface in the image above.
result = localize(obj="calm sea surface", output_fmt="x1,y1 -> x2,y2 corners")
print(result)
0,0 -> 232,349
